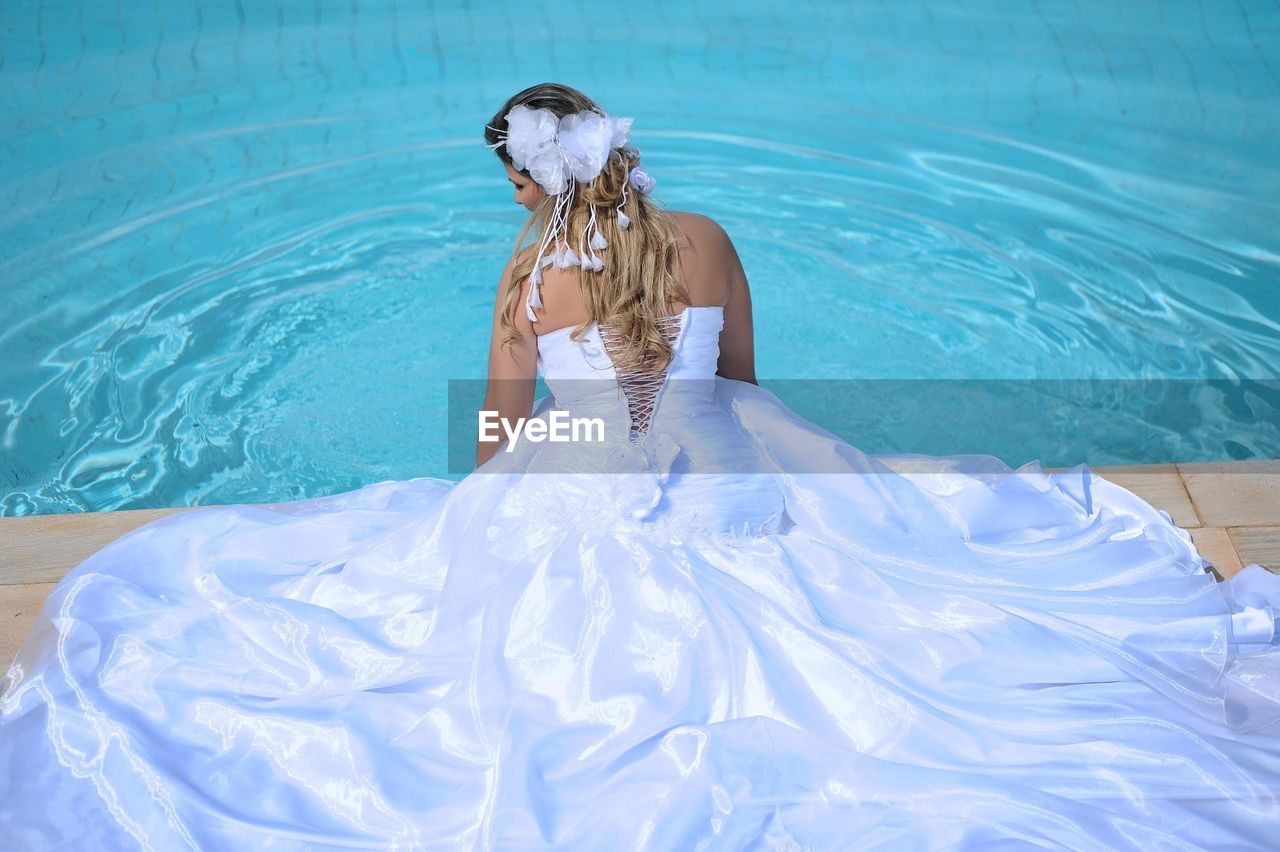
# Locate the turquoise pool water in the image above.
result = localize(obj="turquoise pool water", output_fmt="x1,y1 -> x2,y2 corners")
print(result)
1,1 -> 1278,515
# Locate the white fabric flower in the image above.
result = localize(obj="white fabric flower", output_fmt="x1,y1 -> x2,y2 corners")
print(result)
504,104 -> 569,195
608,116 -> 633,152
503,106 -> 638,196
628,165 -> 656,195
556,110 -> 615,184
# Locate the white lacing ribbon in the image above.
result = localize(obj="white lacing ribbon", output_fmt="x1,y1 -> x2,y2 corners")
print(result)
597,312 -> 685,440
525,184 -> 620,323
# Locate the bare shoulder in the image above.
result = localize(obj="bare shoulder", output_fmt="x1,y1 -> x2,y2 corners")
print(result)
667,211 -> 740,307
502,243 -> 551,293
512,243 -> 539,271
669,210 -> 732,252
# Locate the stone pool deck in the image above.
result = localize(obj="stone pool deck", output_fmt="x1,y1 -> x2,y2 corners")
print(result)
1,460 -> 1278,668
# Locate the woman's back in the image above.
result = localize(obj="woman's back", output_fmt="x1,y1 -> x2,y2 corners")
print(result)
528,210 -> 729,336
526,210 -> 758,389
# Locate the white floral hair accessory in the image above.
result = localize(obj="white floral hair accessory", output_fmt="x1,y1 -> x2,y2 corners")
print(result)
628,162 -> 656,195
486,104 -> 651,321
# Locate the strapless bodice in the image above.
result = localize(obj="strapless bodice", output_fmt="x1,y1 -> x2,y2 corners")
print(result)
535,304 -> 724,384
534,305 -> 723,438
514,304 -> 790,537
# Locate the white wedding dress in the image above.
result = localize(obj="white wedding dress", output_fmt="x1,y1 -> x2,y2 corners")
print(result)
2,304 -> 1279,850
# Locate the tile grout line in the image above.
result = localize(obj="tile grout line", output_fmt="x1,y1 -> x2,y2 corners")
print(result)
1172,462 -> 1205,528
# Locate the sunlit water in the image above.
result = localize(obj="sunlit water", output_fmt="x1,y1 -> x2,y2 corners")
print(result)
1,0 -> 1278,515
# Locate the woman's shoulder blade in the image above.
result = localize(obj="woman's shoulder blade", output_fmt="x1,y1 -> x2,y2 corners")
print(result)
668,211 -> 734,306
670,210 -> 729,244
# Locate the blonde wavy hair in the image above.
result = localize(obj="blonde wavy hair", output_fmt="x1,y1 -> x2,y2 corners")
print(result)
484,83 -> 689,373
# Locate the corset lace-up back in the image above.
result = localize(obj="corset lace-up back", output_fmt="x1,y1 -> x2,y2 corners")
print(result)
528,302 -> 790,538
534,305 -> 724,443
596,312 -> 687,441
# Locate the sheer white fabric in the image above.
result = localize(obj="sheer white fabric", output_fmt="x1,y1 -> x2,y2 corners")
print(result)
1,305 -> 1278,850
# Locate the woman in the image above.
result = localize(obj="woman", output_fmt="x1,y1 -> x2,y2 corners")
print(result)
1,82 -> 1278,850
